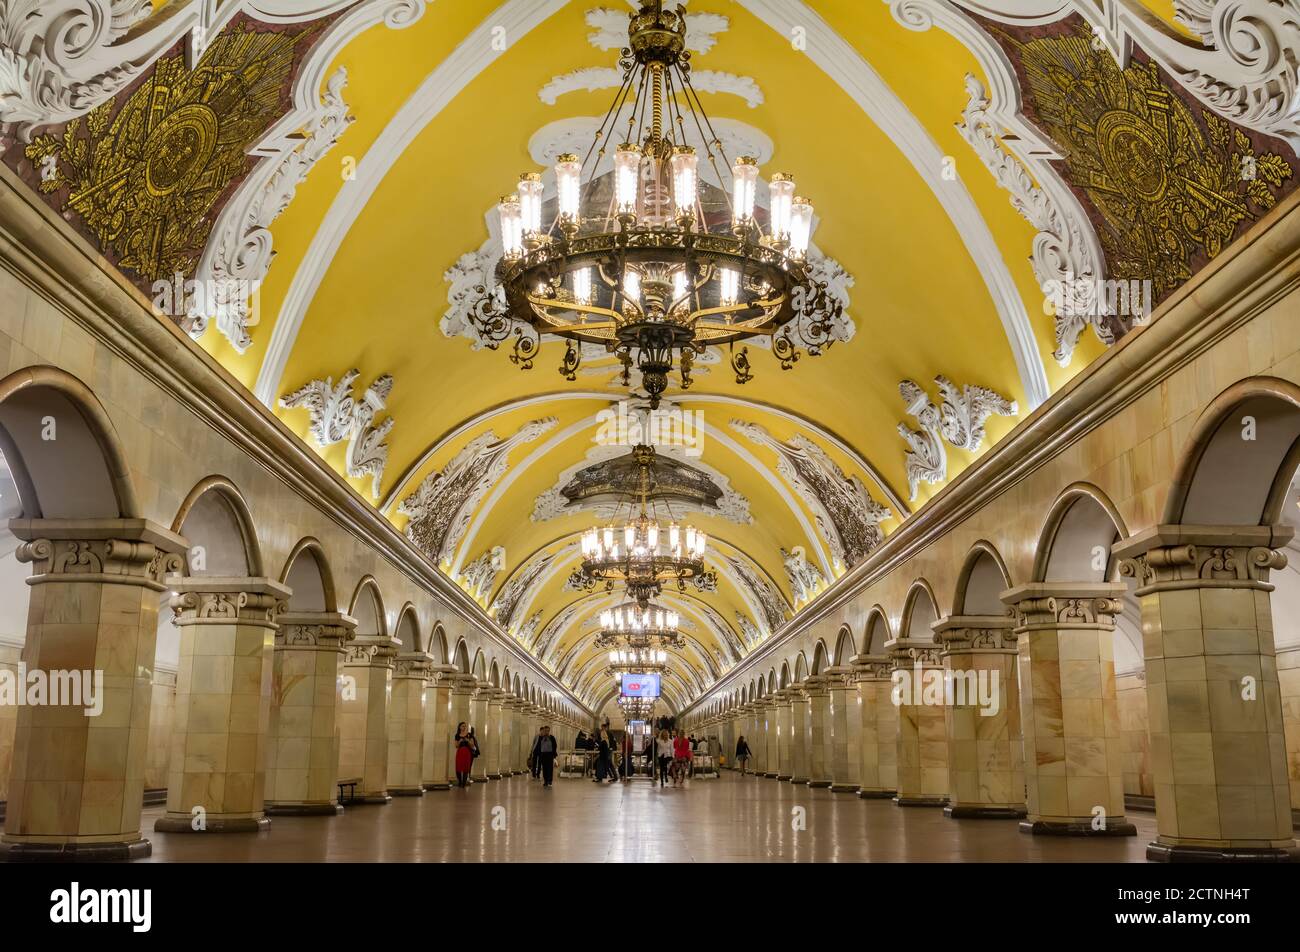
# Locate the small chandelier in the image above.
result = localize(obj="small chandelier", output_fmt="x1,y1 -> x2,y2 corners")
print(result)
609,646 -> 669,674
471,0 -> 842,409
594,601 -> 685,651
576,445 -> 706,604
618,695 -> 655,720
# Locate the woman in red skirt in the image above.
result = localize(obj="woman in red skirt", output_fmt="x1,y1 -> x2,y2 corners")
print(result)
453,722 -> 476,788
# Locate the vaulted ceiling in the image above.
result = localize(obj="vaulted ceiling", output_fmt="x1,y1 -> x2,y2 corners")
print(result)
7,0 -> 1293,718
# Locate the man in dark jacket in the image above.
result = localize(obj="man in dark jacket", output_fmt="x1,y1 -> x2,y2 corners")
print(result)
531,725 -> 559,787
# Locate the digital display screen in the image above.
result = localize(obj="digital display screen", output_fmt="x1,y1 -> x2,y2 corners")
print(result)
620,673 -> 661,698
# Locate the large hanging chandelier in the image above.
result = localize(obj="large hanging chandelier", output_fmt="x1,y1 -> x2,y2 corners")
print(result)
576,444 -> 706,605
609,646 -> 669,675
618,695 -> 655,721
594,601 -> 686,651
471,0 -> 842,409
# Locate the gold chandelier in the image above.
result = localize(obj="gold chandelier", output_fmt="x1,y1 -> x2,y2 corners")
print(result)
575,445 -> 707,605
472,0 -> 841,408
594,601 -> 685,651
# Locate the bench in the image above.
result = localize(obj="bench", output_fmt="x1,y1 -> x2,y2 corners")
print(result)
337,777 -> 361,805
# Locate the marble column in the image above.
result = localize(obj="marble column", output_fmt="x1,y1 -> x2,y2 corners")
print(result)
826,666 -> 862,793
263,608 -> 356,815
337,633 -> 399,803
790,688 -> 811,784
487,690 -> 507,779
387,651 -> 430,796
805,677 -> 832,788
762,699 -> 779,777
0,521 -> 186,861
853,654 -> 898,798
155,576 -> 290,834
1280,643 -> 1300,815
470,685 -> 491,782
887,636 -> 949,806
933,615 -> 1025,819
504,700 -> 520,774
421,664 -> 457,790
1115,526 -> 1298,861
775,689 -> 795,780
1002,582 -> 1135,836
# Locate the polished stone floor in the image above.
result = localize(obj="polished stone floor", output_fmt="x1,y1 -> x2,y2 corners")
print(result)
142,772 -> 1156,862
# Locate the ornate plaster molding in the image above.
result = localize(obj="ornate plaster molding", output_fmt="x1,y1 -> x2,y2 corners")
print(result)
397,416 -> 558,568
782,545 -> 827,606
460,545 -> 506,604
279,369 -> 395,499
898,376 -> 1016,500
584,6 -> 729,54
730,419 -> 893,570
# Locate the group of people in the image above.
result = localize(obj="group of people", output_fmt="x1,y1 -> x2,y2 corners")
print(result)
572,727 -> 622,783
653,729 -> 696,787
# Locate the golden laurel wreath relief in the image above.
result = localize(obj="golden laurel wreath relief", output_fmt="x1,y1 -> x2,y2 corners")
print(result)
23,27 -> 307,283
1015,23 -> 1294,302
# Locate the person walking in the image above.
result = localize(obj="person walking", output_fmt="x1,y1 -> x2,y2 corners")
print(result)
595,728 -> 617,784
672,730 -> 692,787
655,729 -> 674,788
453,722 -> 476,788
735,735 -> 752,776
531,725 -> 559,787
529,726 -> 544,781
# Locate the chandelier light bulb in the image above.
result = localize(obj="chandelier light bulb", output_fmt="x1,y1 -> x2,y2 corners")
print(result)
498,194 -> 523,258
622,267 -> 642,306
615,144 -> 642,216
573,267 -> 593,306
555,153 -> 582,221
790,197 -> 814,259
770,174 -> 795,241
669,522 -> 680,552
672,271 -> 689,311
719,268 -> 740,307
518,172 -> 544,235
670,146 -> 698,217
603,526 -> 614,551
732,156 -> 759,224
647,521 -> 659,550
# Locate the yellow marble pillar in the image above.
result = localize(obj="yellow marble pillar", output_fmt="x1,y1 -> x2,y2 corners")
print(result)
264,610 -> 356,815
762,698 -> 779,778
887,637 -> 949,807
933,616 -> 1025,819
1002,583 -> 1135,836
775,689 -> 794,780
805,677 -> 832,788
337,634 -> 399,803
386,651 -> 430,797
853,655 -> 898,798
826,666 -> 862,793
1115,526 -> 1298,861
1280,644 -> 1300,814
470,684 -> 491,782
421,664 -> 456,790
155,577 -> 290,834
790,689 -> 810,783
487,690 -> 507,779
0,521 -> 185,861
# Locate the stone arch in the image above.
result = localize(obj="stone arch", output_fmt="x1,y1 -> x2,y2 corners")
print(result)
767,668 -> 778,693
489,659 -> 501,688
279,538 -> 337,613
427,622 -> 449,664
864,605 -> 891,654
1165,377 -> 1300,527
170,476 -> 262,578
1034,483 -> 1129,583
453,638 -> 471,674
900,580 -> 940,640
472,648 -> 487,681
811,639 -> 830,675
0,366 -> 139,520
779,660 -> 791,689
348,577 -> 389,638
952,541 -> 1013,616
394,603 -> 420,652
793,651 -> 809,682
833,624 -> 856,665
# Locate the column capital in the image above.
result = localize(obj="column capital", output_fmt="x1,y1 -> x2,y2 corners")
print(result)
882,637 -> 942,666
1113,524 -> 1291,594
394,651 -> 434,679
823,665 -> 856,688
933,614 -> 1018,652
427,663 -> 460,684
168,576 -> 292,627
773,687 -> 798,701
10,517 -> 188,590
344,633 -> 401,665
277,610 -> 357,649
801,675 -> 830,697
1001,581 -> 1125,630
848,653 -> 892,680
